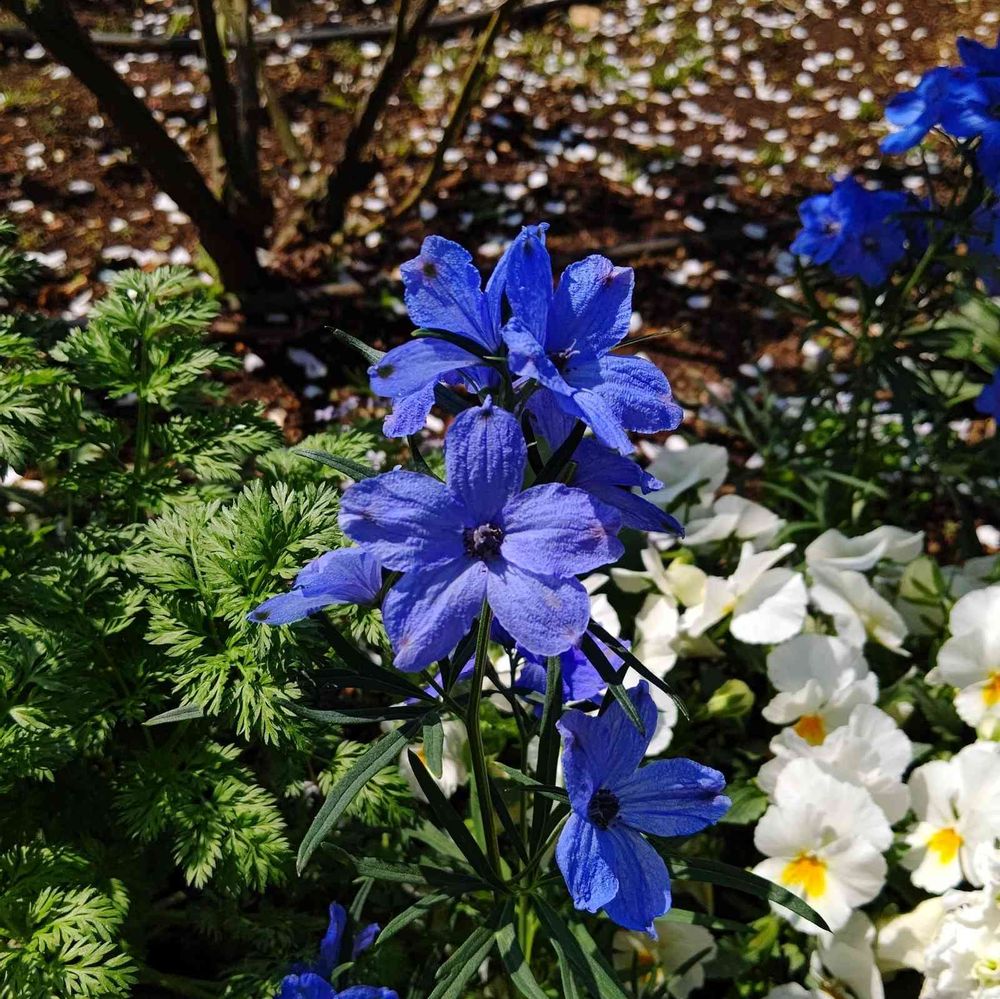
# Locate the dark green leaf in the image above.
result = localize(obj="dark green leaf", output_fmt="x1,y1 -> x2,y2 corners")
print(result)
422,716 -> 444,779
493,764 -> 568,802
530,656 -> 563,850
285,700 -> 429,726
429,917 -> 501,999
580,632 -> 644,734
661,908 -> 748,933
533,420 -> 586,485
377,892 -> 451,944
353,857 -> 484,892
298,725 -> 415,872
295,448 -> 378,481
497,920 -> 549,999
719,783 -> 769,826
329,327 -> 385,366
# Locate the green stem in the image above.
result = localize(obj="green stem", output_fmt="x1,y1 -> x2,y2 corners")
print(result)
467,601 -> 502,876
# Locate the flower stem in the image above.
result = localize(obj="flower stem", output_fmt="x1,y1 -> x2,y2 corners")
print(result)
467,601 -> 502,877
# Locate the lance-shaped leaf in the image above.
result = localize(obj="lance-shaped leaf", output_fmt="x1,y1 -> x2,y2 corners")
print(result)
529,655 -> 563,851
663,853 -> 830,932
429,910 -> 503,999
295,448 -> 378,481
285,701 -> 430,726
421,715 -> 445,778
376,892 -> 452,944
353,858 -> 485,893
579,631 -> 644,734
143,703 -> 204,726
297,723 -> 417,872
329,327 -> 385,366
496,914 -> 549,999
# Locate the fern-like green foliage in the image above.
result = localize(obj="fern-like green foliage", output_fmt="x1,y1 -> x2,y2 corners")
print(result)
0,227 -> 415,998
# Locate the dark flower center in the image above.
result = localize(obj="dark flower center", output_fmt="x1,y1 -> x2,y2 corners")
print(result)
823,220 -> 842,236
464,523 -> 504,559
550,347 -> 576,372
587,788 -> 620,830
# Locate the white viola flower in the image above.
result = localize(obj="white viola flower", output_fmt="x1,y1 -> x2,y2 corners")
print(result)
582,572 -> 622,638
635,593 -> 682,676
644,442 -> 728,512
683,542 -> 808,645
612,920 -> 717,998
921,866 -> 1000,999
805,526 -> 923,572
763,634 -> 877,742
876,897 -> 948,974
903,742 -> 1000,894
810,566 -> 909,655
764,987 -> 832,999
645,679 -> 680,756
813,911 -> 885,999
398,720 -> 469,802
682,494 -> 785,550
760,705 -> 912,824
928,587 -> 1000,737
611,544 -> 707,607
753,759 -> 890,934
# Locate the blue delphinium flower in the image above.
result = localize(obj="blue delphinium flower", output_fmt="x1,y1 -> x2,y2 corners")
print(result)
941,73 -> 1000,187
957,32 -> 1000,76
790,176 -> 909,286
249,549 -> 382,625
368,234 -> 514,438
556,683 -> 729,934
513,638 -> 623,715
968,201 -> 1000,294
278,903 -> 394,999
500,224 -> 683,455
880,66 -> 964,154
528,399 -> 683,535
976,368 -> 1000,420
340,399 -> 624,671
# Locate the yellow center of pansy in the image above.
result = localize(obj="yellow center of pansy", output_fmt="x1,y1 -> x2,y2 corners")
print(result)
781,852 -> 828,898
982,673 -> 1000,708
927,826 -> 963,865
793,713 -> 826,745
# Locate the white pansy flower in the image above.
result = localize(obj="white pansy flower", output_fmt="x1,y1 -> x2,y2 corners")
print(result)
398,720 -> 468,801
760,705 -> 912,824
928,587 -> 1000,737
683,542 -> 808,645
753,759 -> 890,934
903,741 -> 1000,894
810,566 -> 909,655
612,920 -> 717,998
645,679 -> 680,756
582,572 -> 622,638
805,526 -> 923,572
813,911 -> 884,999
611,544 -> 707,606
764,987 -> 831,999
877,897 -> 948,974
644,442 -> 728,511
763,634 -> 876,743
681,493 -> 785,549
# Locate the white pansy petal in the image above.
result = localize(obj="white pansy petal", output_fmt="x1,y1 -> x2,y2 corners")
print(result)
876,897 -> 947,973
644,443 -> 728,507
731,569 -> 808,645
948,585 -> 1000,636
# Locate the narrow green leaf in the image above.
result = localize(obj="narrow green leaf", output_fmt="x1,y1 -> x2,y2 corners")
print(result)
661,907 -> 748,933
434,383 -> 474,416
329,327 -> 385,366
496,921 -> 549,999
408,434 -> 439,477
663,853 -> 830,932
316,664 -> 434,703
488,777 -> 530,865
493,764 -> 568,802
532,898 -> 629,999
580,632 -> 644,734
285,700 -> 428,726
422,715 -> 444,779
353,857 -> 484,892
377,892 -> 450,944
429,921 -> 500,999
406,750 -> 503,889
587,621 -> 689,720
143,703 -> 204,726
295,448 -> 377,481
530,655 -> 563,850
533,420 -> 586,485
298,725 -> 415,872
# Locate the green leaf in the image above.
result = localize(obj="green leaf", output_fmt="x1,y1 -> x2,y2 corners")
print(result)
661,907 -> 748,933
434,383 -> 474,416
422,715 -> 444,779
533,420 -> 586,485
285,701 -> 429,726
496,920 -> 549,999
143,703 -> 204,726
376,892 -> 451,944
429,913 -> 502,999
493,763 -> 568,802
532,897 -> 630,999
663,853 -> 830,932
352,858 -> 484,892
579,632 -> 644,734
406,750 -> 502,889
719,782 -> 769,826
297,725 -> 416,872
530,656 -> 563,850
329,327 -> 385,366
408,434 -> 440,477
294,448 -> 378,481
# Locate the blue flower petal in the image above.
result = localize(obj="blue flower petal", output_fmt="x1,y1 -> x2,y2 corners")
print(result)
444,400 -> 526,523
370,339 -> 481,403
382,382 -> 438,439
504,224 -> 554,342
957,34 -> 1000,75
616,758 -> 730,837
546,254 -> 634,356
501,483 -> 622,576
503,317 -> 572,391
400,236 -> 497,348
336,988 -> 399,999
340,471 -> 465,573
601,826 -> 672,935
249,590 -> 344,626
316,903 -> 347,978
351,922 -> 380,960
296,549 -> 382,603
555,812 -> 619,913
278,972 -> 338,999
594,355 -> 684,436
382,561 -> 488,671
486,563 -> 590,657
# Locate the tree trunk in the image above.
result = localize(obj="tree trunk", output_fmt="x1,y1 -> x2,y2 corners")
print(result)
2,0 -> 266,292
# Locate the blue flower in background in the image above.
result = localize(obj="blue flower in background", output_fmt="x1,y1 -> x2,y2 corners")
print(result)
968,202 -> 1000,294
881,66 -> 964,154
556,683 -> 729,933
791,176 -> 909,286
369,234 -> 514,438
501,224 -> 683,455
249,549 -> 382,625
514,637 -> 624,714
976,368 -> 1000,420
278,903 -> 393,999
340,400 -> 623,671
957,33 -> 1000,75
941,73 -> 1000,187
528,398 -> 684,536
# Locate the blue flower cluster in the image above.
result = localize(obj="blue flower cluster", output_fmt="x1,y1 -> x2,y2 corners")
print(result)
278,903 -> 395,999
791,34 -> 1000,288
